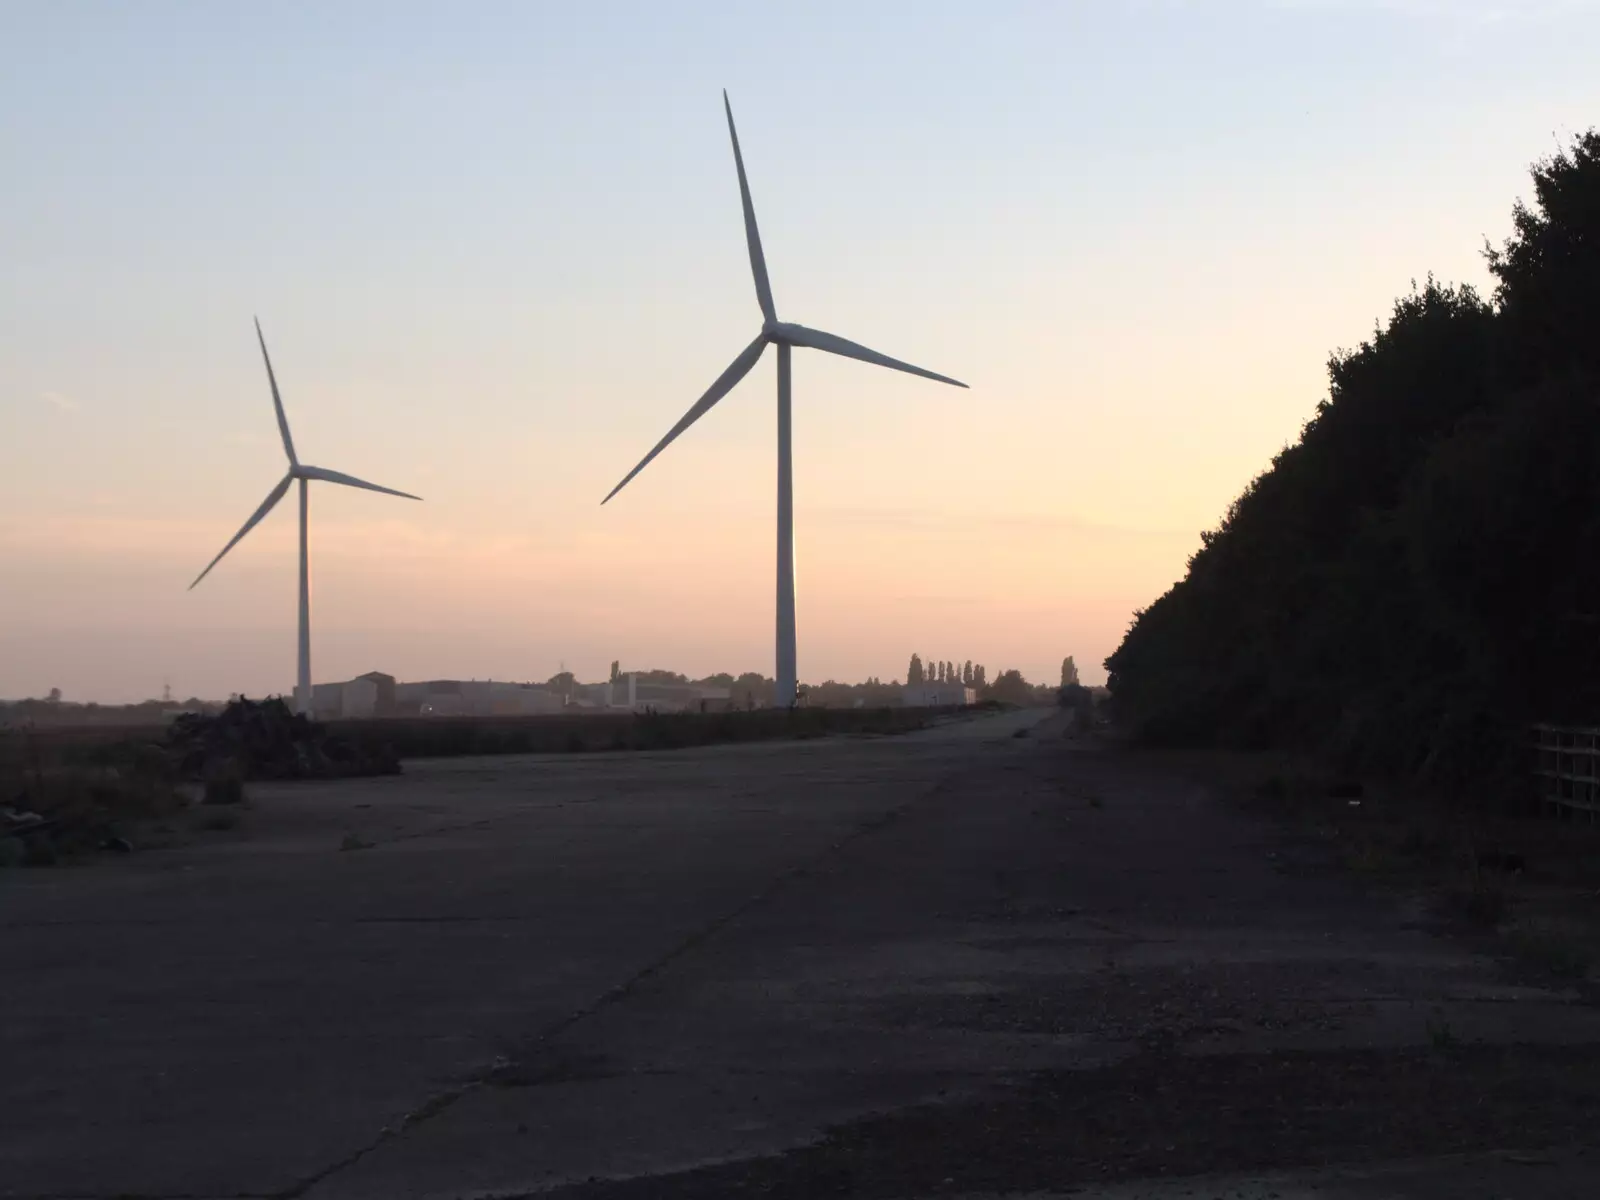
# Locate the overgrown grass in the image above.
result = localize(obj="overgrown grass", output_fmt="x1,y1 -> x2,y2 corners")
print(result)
1229,757 -> 1600,986
202,757 -> 247,805
2,704 -> 994,868
1439,874 -> 1510,928
1507,928 -> 1593,981
331,704 -> 982,761
3,727 -> 188,865
17,704 -> 995,777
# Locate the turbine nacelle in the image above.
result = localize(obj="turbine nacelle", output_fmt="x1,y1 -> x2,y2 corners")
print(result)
290,462 -> 422,500
188,323 -> 421,591
603,94 -> 967,510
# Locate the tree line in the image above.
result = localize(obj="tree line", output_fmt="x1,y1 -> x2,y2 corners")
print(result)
905,654 -> 1063,706
906,655 -> 988,689
1105,130 -> 1600,800
590,656 -> 1066,708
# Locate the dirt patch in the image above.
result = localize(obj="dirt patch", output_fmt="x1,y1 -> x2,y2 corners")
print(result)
877,961 -> 1369,1044
538,1045 -> 1600,1199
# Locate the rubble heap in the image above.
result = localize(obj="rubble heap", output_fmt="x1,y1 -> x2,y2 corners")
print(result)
165,696 -> 399,781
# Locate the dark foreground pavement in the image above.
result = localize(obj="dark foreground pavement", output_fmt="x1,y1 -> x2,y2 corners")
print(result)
5,708 -> 1600,1199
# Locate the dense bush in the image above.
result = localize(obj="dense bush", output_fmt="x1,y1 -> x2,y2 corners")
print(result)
1059,683 -> 1095,727
1106,131 -> 1600,803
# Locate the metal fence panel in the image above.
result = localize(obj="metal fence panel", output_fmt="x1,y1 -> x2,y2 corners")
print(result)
1533,723 -> 1600,820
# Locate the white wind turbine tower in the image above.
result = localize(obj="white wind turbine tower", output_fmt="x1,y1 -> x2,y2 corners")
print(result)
190,319 -> 421,715
604,92 -> 968,709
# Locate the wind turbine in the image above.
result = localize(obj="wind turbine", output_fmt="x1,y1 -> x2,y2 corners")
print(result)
603,92 -> 968,709
190,319 -> 421,716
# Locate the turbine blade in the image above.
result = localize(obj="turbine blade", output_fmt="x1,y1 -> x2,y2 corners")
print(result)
189,473 -> 293,590
724,91 -> 776,323
784,324 -> 969,389
255,317 -> 298,465
603,335 -> 768,504
298,465 -> 422,501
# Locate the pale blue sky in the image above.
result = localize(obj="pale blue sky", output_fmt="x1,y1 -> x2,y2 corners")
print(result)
3,1 -> 1598,701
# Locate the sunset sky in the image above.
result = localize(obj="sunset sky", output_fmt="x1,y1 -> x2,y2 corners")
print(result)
3,0 -> 1598,703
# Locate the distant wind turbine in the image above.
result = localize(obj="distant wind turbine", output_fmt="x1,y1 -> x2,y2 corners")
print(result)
190,320 -> 421,715
603,91 -> 968,709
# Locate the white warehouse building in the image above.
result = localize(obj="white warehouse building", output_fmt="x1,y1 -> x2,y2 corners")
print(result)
902,684 -> 977,708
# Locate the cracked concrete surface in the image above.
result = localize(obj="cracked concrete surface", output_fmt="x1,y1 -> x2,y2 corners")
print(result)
5,707 -> 1600,1199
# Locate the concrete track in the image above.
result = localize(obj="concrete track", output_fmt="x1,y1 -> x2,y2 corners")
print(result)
5,707 -> 1599,1199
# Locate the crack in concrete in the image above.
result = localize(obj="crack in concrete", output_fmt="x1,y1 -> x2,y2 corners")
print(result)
272,757 -> 991,1199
